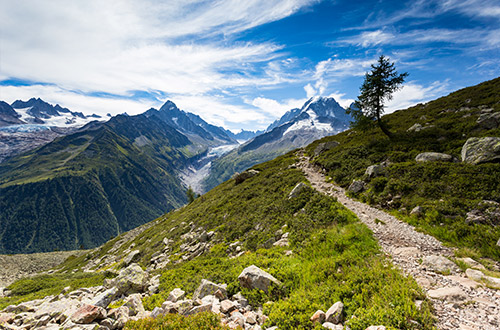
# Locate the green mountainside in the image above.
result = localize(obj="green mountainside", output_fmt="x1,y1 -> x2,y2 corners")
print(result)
308,76 -> 500,260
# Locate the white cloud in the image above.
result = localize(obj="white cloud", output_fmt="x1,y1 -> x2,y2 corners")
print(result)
326,92 -> 355,109
385,80 -> 449,112
250,97 -> 307,117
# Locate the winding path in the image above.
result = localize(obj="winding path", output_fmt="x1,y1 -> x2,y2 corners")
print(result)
297,151 -> 500,330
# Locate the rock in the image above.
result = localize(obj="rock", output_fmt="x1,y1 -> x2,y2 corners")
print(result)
465,268 -> 484,281
91,287 -> 118,308
0,312 -> 15,324
410,206 -> 423,216
365,164 -> 384,178
288,182 -> 309,199
310,310 -> 326,324
407,123 -> 423,132
322,323 -> 343,330
167,288 -> 186,302
232,292 -> 249,307
234,170 -> 260,184
161,301 -> 178,314
325,301 -> 343,324
457,257 -> 486,270
185,303 -> 212,316
461,137 -> 500,164
476,111 -> 500,129
71,304 -> 106,324
422,255 -> 456,273
220,299 -> 237,314
193,279 -> 227,301
244,311 -> 258,324
348,180 -> 365,193
447,275 -> 481,289
273,233 -> 290,247
112,263 -> 147,294
123,250 -> 140,266
238,265 -> 281,293
151,307 -> 164,319
123,293 -> 145,316
365,327 -> 386,330
174,299 -> 194,314
415,152 -> 453,162
428,287 -> 467,302
148,274 -> 161,295
465,200 -> 500,226
497,237 -> 500,247
314,141 -> 339,156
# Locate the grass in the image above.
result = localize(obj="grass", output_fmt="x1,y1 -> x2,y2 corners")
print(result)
124,312 -> 235,330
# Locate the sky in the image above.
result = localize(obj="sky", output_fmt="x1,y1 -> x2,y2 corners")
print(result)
0,0 -> 499,132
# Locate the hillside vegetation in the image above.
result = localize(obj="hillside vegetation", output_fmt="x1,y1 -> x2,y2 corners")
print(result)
307,77 -> 500,261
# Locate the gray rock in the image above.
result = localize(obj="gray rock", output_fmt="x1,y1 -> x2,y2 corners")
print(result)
220,299 -> 237,314
185,303 -> 212,316
422,255 -> 456,273
348,180 -> 365,193
407,123 -> 422,132
427,287 -> 467,302
161,301 -> 178,314
322,322 -> 343,330
410,206 -> 423,216
193,279 -> 227,301
461,137 -> 500,164
238,265 -> 281,293
325,301 -> 343,324
314,141 -> 339,156
288,182 -> 309,199
310,310 -> 326,324
233,169 -> 260,184
175,299 -> 194,315
91,287 -> 118,308
167,288 -> 186,303
415,152 -> 453,162
365,327 -> 386,330
365,165 -> 384,178
123,293 -> 145,316
111,263 -> 147,294
497,237 -> 500,247
123,250 -> 140,266
70,304 -> 106,324
465,200 -> 500,226
465,268 -> 484,282
151,307 -> 164,319
477,111 -> 500,130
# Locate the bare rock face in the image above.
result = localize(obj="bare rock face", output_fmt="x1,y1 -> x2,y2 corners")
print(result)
238,265 -> 281,293
70,304 -> 106,324
415,152 -> 453,162
193,279 -> 227,301
461,137 -> 500,164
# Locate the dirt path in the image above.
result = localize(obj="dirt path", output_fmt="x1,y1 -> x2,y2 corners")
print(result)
297,151 -> 500,330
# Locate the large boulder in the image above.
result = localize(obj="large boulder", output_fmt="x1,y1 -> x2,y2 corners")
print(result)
461,137 -> 500,164
111,263 -> 147,294
427,287 -> 467,302
348,180 -> 365,193
476,111 -> 500,130
238,265 -> 281,293
193,279 -> 227,301
70,304 -> 106,324
314,141 -> 339,156
123,293 -> 145,316
365,165 -> 384,178
415,152 -> 453,162
325,301 -> 343,324
288,182 -> 309,199
91,287 -> 118,308
233,170 -> 260,184
167,288 -> 186,302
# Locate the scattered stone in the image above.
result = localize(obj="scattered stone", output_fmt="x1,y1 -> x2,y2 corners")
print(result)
465,200 -> 500,226
288,182 -> 309,199
422,255 -> 456,273
193,279 -> 227,301
477,111 -> 500,130
185,303 -> 212,316
365,164 -> 384,178
415,152 -> 453,162
91,287 -> 118,308
238,265 -> 281,293
322,322 -> 343,329
407,123 -> 422,132
233,169 -> 260,184
314,141 -> 339,156
461,137 -> 500,164
325,301 -> 343,324
457,257 -> 486,270
447,275 -> 481,289
123,293 -> 145,316
273,232 -> 290,247
123,250 -> 141,266
111,263 -> 147,294
428,287 -> 467,302
161,301 -> 178,314
310,310 -> 326,324
365,326 -> 386,330
167,288 -> 186,303
410,206 -> 423,216
348,180 -> 365,193
70,304 -> 106,324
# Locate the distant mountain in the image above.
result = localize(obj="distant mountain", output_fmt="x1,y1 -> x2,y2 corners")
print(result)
11,98 -> 101,127
224,129 -> 264,141
203,96 -> 351,191
0,100 -> 236,254
0,101 -> 24,127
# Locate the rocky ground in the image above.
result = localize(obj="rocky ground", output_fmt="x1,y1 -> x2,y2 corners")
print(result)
298,150 -> 500,330
0,251 -> 86,287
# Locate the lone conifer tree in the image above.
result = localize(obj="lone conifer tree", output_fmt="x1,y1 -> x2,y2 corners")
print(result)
352,55 -> 408,138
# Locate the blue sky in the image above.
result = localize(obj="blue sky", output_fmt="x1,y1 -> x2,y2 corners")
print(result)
0,0 -> 499,132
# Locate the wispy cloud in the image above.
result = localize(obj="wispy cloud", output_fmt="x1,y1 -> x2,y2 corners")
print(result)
386,80 -> 450,112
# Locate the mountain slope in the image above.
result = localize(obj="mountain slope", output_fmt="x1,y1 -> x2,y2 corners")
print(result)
203,96 -> 351,191
0,101 -> 24,127
308,76 -> 500,261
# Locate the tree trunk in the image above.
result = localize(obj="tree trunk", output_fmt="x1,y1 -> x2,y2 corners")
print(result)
377,116 -> 393,139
